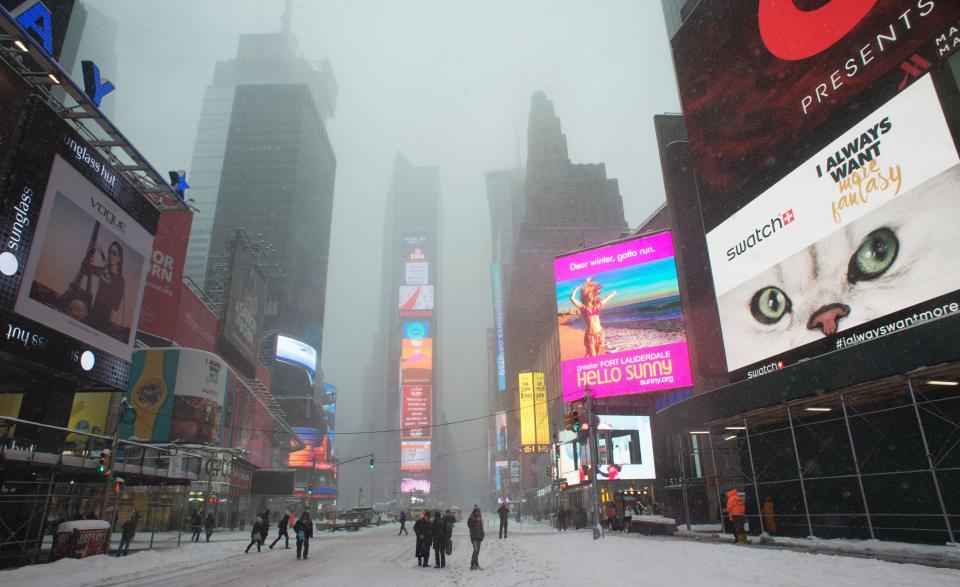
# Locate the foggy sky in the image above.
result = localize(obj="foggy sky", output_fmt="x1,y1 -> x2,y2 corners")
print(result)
84,0 -> 680,507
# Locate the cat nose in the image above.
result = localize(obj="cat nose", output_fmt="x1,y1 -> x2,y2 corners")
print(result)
807,303 -> 851,336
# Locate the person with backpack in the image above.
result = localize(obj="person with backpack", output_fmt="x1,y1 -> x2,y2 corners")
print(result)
294,511 -> 313,560
245,517 -> 263,553
270,510 -> 292,549
467,507 -> 484,571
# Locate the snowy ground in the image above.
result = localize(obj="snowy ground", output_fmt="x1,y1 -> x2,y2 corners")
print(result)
3,518 -> 960,587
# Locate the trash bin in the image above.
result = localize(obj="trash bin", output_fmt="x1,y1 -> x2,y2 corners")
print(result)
50,520 -> 111,561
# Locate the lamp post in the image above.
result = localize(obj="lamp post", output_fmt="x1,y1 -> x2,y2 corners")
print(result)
585,386 -> 603,539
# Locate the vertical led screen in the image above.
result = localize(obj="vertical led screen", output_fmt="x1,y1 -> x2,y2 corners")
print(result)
533,372 -> 550,448
495,411 -> 507,452
401,337 -> 432,383
400,440 -> 431,471
321,383 -> 336,448
491,263 -> 506,391
138,210 -> 193,342
398,285 -> 434,318
518,372 -> 548,453
220,240 -> 267,376
288,427 -> 331,470
554,232 -> 692,401
672,2 -> 960,382
401,384 -> 432,439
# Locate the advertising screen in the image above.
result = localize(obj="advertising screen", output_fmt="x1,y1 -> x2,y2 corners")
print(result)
518,372 -> 549,453
137,210 -> 193,341
250,469 -> 296,496
495,411 -> 507,452
491,263 -> 506,391
402,320 -> 429,340
401,337 -> 432,383
399,285 -> 434,317
403,235 -> 427,260
66,391 -> 111,443
15,155 -> 152,360
401,478 -> 431,493
220,240 -> 267,376
554,232 -> 692,401
276,334 -> 317,382
400,440 -> 431,471
321,382 -> 336,447
405,262 -> 428,285
594,415 -> 656,480
288,427 -> 331,470
401,384 -> 432,439
672,2 -> 960,381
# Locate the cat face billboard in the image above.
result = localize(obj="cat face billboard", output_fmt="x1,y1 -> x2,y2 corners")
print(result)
673,1 -> 960,381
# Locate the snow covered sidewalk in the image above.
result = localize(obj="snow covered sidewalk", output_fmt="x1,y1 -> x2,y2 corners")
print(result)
2,518 -> 959,586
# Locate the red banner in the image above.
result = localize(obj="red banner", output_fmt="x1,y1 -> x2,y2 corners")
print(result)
138,210 -> 193,340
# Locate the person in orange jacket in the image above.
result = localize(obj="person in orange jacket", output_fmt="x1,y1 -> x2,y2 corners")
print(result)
726,488 -> 746,544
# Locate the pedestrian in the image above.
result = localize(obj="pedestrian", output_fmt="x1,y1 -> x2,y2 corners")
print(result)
413,511 -> 432,567
443,510 -> 456,558
259,509 -> 270,545
762,496 -> 776,535
294,511 -> 313,560
204,512 -> 215,542
245,517 -> 263,553
116,511 -> 138,556
431,511 -> 446,568
497,503 -> 509,538
726,488 -> 747,544
191,511 -> 203,542
557,507 -> 567,532
398,510 -> 408,536
270,510 -> 292,549
467,507 -> 484,571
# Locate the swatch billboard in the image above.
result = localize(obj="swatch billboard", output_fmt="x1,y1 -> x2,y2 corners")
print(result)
672,1 -> 960,382
553,232 -> 692,401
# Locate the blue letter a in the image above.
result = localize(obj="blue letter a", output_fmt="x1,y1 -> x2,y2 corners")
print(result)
15,2 -> 54,55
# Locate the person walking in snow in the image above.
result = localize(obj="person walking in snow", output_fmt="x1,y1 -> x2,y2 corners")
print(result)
497,503 -> 509,538
116,511 -> 138,556
245,517 -> 263,553
431,511 -> 447,568
443,510 -> 456,558
467,507 -> 484,570
726,488 -> 747,544
294,511 -> 313,560
204,512 -> 215,542
259,509 -> 270,546
398,510 -> 408,535
270,510 -> 292,549
191,511 -> 203,542
413,510 -> 432,567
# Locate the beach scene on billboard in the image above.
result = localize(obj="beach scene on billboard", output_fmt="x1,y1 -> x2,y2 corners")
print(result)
554,232 -> 692,400
15,156 -> 152,360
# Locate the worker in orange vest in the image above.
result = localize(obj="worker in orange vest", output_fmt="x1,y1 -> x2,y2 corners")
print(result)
726,488 -> 746,544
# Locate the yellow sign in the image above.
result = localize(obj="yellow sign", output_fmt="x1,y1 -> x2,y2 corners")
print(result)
518,372 -> 535,448
67,392 -> 112,443
533,372 -> 550,448
0,393 -> 23,436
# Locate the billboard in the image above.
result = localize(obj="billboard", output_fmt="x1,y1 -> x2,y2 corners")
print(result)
673,2 -> 960,381
494,460 -> 508,491
220,240 -> 267,376
15,155 -> 152,360
172,287 -> 218,354
250,469 -> 296,495
495,411 -> 507,452
594,415 -> 656,480
533,372 -> 550,448
401,478 -> 431,493
137,210 -> 193,341
518,372 -> 548,453
321,382 -> 336,447
402,320 -> 429,340
400,440 -> 430,471
276,334 -> 317,382
401,337 -> 432,383
554,232 -> 692,400
405,262 -> 428,285
491,263 -> 506,391
399,285 -> 434,317
403,235 -> 427,260
120,348 -> 228,444
401,384 -> 432,439
66,391 -> 111,443
288,427 -> 332,470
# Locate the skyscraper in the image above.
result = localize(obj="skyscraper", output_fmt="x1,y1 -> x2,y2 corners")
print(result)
185,15 -> 337,357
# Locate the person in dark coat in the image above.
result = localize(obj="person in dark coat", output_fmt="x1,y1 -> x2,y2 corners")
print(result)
191,512 -> 203,542
443,510 -> 456,556
413,511 -> 432,567
398,510 -> 408,536
245,517 -> 263,553
431,511 -> 446,568
116,511 -> 138,556
204,513 -> 215,542
557,507 -> 568,532
259,509 -> 270,545
467,507 -> 484,570
497,503 -> 509,538
294,511 -> 313,560
270,510 -> 292,549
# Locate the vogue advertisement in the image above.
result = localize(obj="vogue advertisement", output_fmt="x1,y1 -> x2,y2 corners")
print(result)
554,232 -> 692,401
15,155 -> 152,360
672,2 -> 960,381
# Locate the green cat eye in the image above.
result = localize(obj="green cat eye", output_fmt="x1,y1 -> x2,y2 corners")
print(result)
750,286 -> 791,325
848,228 -> 898,284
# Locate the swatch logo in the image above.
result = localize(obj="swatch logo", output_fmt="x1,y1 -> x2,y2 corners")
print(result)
759,0 -> 878,61
726,210 -> 795,262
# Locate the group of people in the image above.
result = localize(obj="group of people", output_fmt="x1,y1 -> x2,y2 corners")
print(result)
245,509 -> 314,560
407,506 -> 485,571
190,512 -> 216,543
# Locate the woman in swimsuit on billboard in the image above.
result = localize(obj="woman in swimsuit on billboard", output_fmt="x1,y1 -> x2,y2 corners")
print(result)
569,277 -> 617,356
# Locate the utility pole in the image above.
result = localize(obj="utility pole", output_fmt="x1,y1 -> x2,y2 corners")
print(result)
585,386 -> 603,539
101,397 -> 134,554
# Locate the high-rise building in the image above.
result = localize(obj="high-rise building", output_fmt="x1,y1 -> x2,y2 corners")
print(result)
368,153 -> 442,505
186,16 -> 337,357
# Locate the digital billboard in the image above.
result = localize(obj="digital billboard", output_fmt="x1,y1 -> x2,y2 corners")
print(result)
399,285 -> 434,317
491,263 -> 506,391
15,155 -> 152,360
595,415 -> 655,480
66,391 -> 111,443
220,240 -> 267,376
400,440 -> 430,471
672,2 -> 960,382
276,334 -> 317,382
401,478 -> 431,494
533,372 -> 550,448
401,384 -> 432,439
554,232 -> 692,401
401,337 -> 432,383
495,411 -> 507,452
321,382 -> 336,447
518,372 -> 548,453
405,262 -> 428,285
137,210 -> 193,342
288,427 -> 332,470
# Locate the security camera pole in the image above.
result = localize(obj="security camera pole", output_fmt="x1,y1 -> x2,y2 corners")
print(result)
585,386 -> 603,539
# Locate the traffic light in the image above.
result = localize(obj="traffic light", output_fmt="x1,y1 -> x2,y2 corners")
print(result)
571,411 -> 581,432
97,449 -> 112,475
369,457 -> 375,470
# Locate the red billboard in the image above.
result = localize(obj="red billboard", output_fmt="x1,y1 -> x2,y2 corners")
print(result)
173,288 -> 219,354
138,210 -> 193,340
401,384 -> 432,439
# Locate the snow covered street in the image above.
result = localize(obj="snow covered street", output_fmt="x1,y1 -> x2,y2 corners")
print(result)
3,519 -> 960,587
